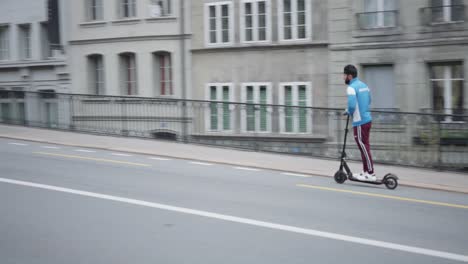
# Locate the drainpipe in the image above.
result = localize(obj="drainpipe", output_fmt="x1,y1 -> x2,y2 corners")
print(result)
180,0 -> 188,142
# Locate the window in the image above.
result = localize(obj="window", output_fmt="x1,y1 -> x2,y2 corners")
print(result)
241,0 -> 270,43
430,62 -> 464,121
38,89 -> 58,128
40,23 -> 51,59
19,24 -> 32,60
86,0 -> 103,21
360,0 -> 397,29
1,103 -> 12,123
363,65 -> 396,110
430,0 -> 464,23
279,82 -> 312,133
88,54 -> 105,95
119,0 -> 137,18
45,102 -> 59,128
0,88 -> 26,125
205,2 -> 233,45
0,25 -> 10,61
241,83 -> 272,132
119,53 -> 137,95
149,0 -> 171,17
278,0 -> 311,41
205,83 -> 234,132
153,51 -> 172,96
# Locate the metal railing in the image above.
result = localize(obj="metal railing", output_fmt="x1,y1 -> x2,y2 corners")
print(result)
1,91 -> 467,170
420,5 -> 465,25
356,10 -> 399,29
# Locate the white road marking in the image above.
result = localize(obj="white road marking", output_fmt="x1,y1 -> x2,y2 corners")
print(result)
111,153 -> 132,157
149,157 -> 171,161
74,149 -> 96,153
282,172 -> 310,178
41,146 -> 60,149
233,167 -> 260,171
8,143 -> 28,146
190,161 -> 213,166
0,177 -> 467,263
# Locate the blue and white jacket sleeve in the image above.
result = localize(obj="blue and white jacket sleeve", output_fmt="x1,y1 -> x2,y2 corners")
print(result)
347,86 -> 357,115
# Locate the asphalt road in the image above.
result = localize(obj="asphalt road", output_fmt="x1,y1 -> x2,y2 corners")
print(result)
1,138 -> 467,264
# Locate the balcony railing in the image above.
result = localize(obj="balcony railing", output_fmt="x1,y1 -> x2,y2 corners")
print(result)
420,5 -> 465,25
357,10 -> 399,30
0,91 -> 467,169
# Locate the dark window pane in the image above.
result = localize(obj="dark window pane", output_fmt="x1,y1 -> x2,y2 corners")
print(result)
452,63 -> 464,78
210,31 -> 216,43
258,14 -> 266,27
246,28 -> 253,41
258,1 -> 266,14
298,26 -> 306,38
284,27 -> 292,39
245,3 -> 252,14
298,11 -> 306,25
432,80 -> 445,112
209,6 -> 216,18
246,15 -> 252,27
222,29 -> 229,42
258,28 -> 266,40
430,65 -> 445,79
284,13 -> 291,25
298,0 -> 305,11
452,80 -> 464,111
222,5 -> 228,16
283,0 -> 291,12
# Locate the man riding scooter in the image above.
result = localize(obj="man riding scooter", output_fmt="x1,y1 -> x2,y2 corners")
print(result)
343,65 -> 376,182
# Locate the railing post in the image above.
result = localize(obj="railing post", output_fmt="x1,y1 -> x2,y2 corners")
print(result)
437,115 -> 442,169
69,94 -> 75,130
121,98 -> 128,136
182,100 -> 188,143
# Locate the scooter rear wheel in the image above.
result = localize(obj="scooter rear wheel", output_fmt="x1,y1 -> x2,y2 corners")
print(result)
334,170 -> 347,184
384,174 -> 398,190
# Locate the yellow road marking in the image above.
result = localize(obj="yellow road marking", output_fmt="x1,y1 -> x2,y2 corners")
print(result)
297,184 -> 468,209
33,152 -> 151,167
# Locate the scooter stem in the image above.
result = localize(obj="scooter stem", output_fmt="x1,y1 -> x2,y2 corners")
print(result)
341,115 -> 350,160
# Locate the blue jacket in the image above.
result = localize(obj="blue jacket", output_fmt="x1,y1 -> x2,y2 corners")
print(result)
347,78 -> 372,127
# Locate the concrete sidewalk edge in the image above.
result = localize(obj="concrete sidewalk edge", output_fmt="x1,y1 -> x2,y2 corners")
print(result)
1,134 -> 467,194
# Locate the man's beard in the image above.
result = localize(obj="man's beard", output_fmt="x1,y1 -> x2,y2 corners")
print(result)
345,79 -> 350,85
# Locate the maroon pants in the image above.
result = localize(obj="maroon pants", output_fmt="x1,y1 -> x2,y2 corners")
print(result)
353,122 -> 374,174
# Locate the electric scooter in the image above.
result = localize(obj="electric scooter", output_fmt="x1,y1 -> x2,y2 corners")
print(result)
334,114 -> 399,190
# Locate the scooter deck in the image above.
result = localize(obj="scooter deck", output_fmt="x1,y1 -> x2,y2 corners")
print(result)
348,176 -> 384,185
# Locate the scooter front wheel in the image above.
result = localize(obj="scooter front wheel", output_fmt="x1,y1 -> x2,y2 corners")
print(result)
334,170 -> 347,184
383,174 -> 398,190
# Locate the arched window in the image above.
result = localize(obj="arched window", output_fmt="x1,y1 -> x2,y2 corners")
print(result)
87,54 -> 105,95
153,51 -> 172,96
119,52 -> 137,95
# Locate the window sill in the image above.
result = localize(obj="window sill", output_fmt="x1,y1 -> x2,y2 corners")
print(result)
145,16 -> 177,22
156,95 -> 176,98
203,130 -> 235,134
79,21 -> 107,27
205,42 -> 235,48
419,21 -> 467,33
240,40 -> 272,45
278,38 -> 312,43
430,20 -> 465,26
352,27 -> 402,38
195,41 -> 328,52
111,18 -> 142,25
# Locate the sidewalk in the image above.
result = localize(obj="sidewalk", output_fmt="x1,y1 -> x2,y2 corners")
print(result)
1,124 -> 468,194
